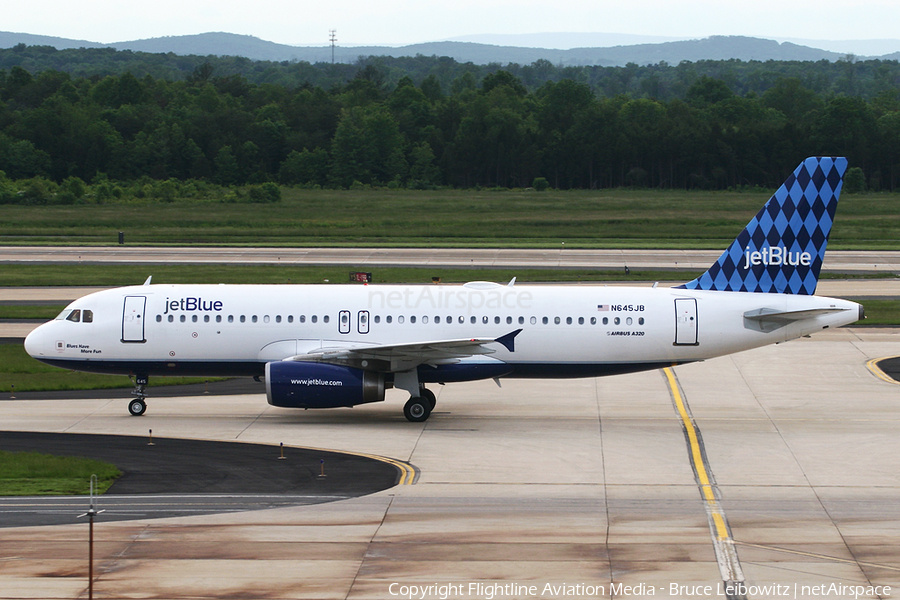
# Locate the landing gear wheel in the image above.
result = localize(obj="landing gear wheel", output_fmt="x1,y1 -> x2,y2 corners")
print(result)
404,396 -> 432,422
419,387 -> 436,411
128,398 -> 147,416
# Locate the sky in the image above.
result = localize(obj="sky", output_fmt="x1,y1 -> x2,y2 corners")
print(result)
5,0 -> 900,47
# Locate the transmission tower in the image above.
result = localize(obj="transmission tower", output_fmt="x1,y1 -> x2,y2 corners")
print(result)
329,30 -> 337,66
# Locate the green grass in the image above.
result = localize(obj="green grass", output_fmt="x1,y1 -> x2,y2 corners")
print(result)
847,298 -> 900,326
0,450 -> 120,496
0,342 -> 223,393
2,188 -> 900,249
0,263 -> 694,287
0,305 -> 65,319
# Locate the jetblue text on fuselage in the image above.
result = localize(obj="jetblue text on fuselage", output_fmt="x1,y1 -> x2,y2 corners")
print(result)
743,246 -> 812,270
163,297 -> 224,315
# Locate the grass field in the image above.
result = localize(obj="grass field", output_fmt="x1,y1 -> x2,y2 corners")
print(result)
2,188 -> 900,249
0,341 -> 223,393
0,450 -> 120,496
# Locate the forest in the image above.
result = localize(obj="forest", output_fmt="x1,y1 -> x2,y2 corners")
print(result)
1,43 -> 900,199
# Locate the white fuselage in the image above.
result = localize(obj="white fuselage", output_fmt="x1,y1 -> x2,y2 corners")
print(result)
25,281 -> 862,381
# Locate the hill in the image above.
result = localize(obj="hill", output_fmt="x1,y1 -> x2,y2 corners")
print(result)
0,31 -> 867,66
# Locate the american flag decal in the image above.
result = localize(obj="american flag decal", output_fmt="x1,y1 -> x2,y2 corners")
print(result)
597,305 -> 609,311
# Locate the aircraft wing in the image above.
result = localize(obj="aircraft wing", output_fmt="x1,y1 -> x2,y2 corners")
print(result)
288,329 -> 523,372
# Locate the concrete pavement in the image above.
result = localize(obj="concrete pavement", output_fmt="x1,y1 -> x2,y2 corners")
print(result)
1,327 -> 899,598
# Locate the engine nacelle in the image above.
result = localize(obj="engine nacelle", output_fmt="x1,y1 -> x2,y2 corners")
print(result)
265,361 -> 385,409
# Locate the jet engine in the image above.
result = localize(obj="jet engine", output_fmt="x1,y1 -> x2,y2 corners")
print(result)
265,361 -> 385,408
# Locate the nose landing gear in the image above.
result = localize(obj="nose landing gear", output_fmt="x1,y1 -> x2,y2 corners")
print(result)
129,375 -> 149,416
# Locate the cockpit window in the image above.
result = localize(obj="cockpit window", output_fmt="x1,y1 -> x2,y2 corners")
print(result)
58,309 -> 93,323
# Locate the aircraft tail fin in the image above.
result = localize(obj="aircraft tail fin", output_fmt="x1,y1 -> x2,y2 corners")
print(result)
678,156 -> 848,295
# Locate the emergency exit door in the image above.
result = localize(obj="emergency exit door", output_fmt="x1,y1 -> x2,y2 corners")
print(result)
674,298 -> 698,346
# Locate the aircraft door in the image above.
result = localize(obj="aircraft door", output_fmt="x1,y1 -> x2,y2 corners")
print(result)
358,310 -> 370,334
122,296 -> 147,343
674,298 -> 698,346
339,310 -> 351,334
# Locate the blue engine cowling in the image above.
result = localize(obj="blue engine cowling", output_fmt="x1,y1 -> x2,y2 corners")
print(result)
265,361 -> 385,408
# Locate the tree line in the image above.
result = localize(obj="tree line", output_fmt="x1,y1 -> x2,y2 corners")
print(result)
0,45 -> 899,198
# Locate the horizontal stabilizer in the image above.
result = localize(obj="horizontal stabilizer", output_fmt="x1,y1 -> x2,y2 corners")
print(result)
743,306 -> 850,333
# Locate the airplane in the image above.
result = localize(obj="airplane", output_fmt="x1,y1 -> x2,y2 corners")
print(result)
24,157 -> 863,422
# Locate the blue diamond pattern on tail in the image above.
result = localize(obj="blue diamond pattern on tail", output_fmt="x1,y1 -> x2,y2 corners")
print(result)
677,157 -> 848,295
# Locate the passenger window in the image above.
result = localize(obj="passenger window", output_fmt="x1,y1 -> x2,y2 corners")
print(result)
591,317 -> 596,325
311,315 -> 317,323
180,315 -> 186,322
482,316 -> 488,324
519,316 -> 525,325
542,317 -> 548,324
228,315 -> 234,323
82,310 -> 93,323
602,317 -> 608,325
386,315 -> 392,324
470,316 -> 476,324
566,317 -> 572,325
614,317 -> 620,325
204,315 -> 210,323
323,315 -> 330,323
216,315 -> 222,323
494,316 -> 500,324
252,316 -> 258,323
66,310 -> 81,323
192,315 -> 198,323
578,317 -> 584,325
398,316 -> 405,324
240,315 -> 246,323
554,317 -> 561,325
299,315 -> 306,323
168,315 -> 174,322
530,317 -> 537,325
276,315 -> 281,323
287,315 -> 293,323
639,317 -> 645,325
507,316 -> 513,325
374,315 -> 381,324
156,315 -> 162,322
411,316 -> 417,324
263,315 -> 270,323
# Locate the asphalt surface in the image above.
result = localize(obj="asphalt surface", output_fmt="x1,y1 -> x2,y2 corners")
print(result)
875,356 -> 900,382
0,431 -> 402,528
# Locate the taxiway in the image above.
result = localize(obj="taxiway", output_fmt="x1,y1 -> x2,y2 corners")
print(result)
1,324 -> 899,598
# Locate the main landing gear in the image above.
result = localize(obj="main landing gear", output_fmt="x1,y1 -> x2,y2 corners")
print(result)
128,375 -> 149,416
403,387 -> 436,423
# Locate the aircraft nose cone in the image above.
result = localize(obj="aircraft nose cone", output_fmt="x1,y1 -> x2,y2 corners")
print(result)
24,323 -> 51,358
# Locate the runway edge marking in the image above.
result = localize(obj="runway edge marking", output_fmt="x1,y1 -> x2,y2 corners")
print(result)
663,367 -> 747,600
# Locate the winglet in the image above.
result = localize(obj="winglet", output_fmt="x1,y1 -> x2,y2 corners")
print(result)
143,276 -> 153,286
495,329 -> 523,352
